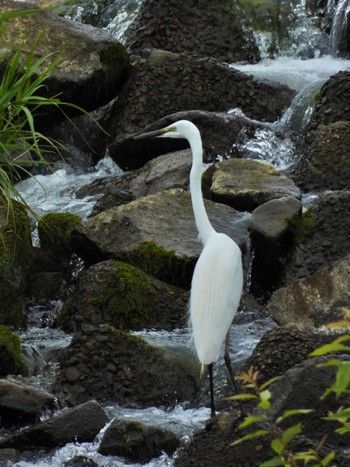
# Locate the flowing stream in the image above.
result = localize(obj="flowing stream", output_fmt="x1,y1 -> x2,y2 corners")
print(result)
9,0 -> 350,466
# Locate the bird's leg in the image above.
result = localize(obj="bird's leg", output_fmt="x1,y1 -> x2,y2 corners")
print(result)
208,363 -> 216,418
224,332 -> 245,417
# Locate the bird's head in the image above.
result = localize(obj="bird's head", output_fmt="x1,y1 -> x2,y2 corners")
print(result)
134,120 -> 198,140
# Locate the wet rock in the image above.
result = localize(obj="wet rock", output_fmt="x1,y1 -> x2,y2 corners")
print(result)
53,324 -> 199,407
111,110 -> 262,171
307,71 -> 350,128
0,379 -> 56,427
107,50 -> 295,161
98,418 -> 180,463
176,356 -> 350,466
77,149 -> 192,215
72,188 -> 250,288
294,121 -> 350,192
0,202 -> 33,327
250,197 -> 301,294
269,356 -> 350,449
0,400 -> 108,450
59,259 -> 188,332
203,159 -> 301,212
282,191 -> 350,284
243,324 -> 335,383
0,1 -> 129,125
63,456 -> 98,467
269,255 -> 350,327
124,0 -> 259,63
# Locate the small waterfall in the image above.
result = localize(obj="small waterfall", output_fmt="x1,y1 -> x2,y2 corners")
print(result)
329,0 -> 350,56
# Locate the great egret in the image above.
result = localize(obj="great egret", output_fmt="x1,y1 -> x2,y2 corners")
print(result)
135,120 -> 243,417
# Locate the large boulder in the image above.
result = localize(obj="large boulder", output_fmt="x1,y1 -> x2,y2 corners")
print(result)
0,400 -> 108,450
98,418 -> 180,463
0,1 -> 129,123
72,188 -> 250,288
294,121 -> 350,192
250,197 -> 301,295
124,0 -> 259,63
269,255 -> 350,327
110,110 -> 264,171
53,324 -> 199,407
175,356 -> 350,466
59,260 -> 188,332
202,159 -> 300,212
0,379 -> 56,427
283,191 -> 350,285
306,71 -> 350,128
0,201 -> 33,327
107,49 -> 295,157
77,148 -> 192,214
243,324 -> 335,383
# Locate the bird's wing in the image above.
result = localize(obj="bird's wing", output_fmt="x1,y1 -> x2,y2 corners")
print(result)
189,234 -> 243,365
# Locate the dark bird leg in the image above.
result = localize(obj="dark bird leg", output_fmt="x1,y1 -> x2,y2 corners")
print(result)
208,363 -> 216,418
224,332 -> 245,417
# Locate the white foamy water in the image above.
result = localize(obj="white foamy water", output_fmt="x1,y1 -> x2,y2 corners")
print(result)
233,56 -> 350,91
16,156 -> 122,221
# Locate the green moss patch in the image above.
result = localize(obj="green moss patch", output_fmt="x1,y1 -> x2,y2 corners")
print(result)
88,260 -> 158,329
38,212 -> 82,255
119,240 -> 195,288
0,325 -> 28,376
286,208 -> 317,242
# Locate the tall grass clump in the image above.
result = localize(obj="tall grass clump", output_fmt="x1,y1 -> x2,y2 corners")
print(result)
0,10 -> 91,223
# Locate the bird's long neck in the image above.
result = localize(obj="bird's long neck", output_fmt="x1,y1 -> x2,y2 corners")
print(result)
189,130 -> 216,245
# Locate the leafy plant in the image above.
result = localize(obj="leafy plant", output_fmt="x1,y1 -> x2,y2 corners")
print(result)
228,369 -> 331,466
229,310 -> 350,466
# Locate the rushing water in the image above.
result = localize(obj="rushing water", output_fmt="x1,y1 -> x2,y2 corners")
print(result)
8,1 -> 350,466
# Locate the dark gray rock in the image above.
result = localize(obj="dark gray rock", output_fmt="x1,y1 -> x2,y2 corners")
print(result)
282,191 -> 350,285
110,110 -> 263,171
107,50 -> 295,165
0,379 -> 56,427
0,400 -> 108,450
269,255 -> 350,327
98,418 -> 180,463
243,324 -> 335,383
250,197 -> 301,294
124,0 -> 259,63
294,121 -> 350,192
53,325 -> 199,407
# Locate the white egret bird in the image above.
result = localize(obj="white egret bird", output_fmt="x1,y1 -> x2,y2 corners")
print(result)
135,120 -> 243,417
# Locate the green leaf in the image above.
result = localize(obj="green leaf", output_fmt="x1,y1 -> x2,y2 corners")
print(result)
271,438 -> 285,455
281,422 -> 302,445
334,362 -> 350,396
238,415 -> 264,429
226,393 -> 257,401
310,336 -> 350,356
230,429 -> 269,446
260,457 -> 285,466
276,409 -> 313,423
320,451 -> 335,466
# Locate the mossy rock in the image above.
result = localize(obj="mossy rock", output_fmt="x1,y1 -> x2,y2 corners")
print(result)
38,212 -> 81,269
0,201 -> 33,326
59,259 -> 188,331
0,325 -> 28,376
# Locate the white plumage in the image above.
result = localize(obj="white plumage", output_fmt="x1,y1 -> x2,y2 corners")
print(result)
135,120 -> 243,417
